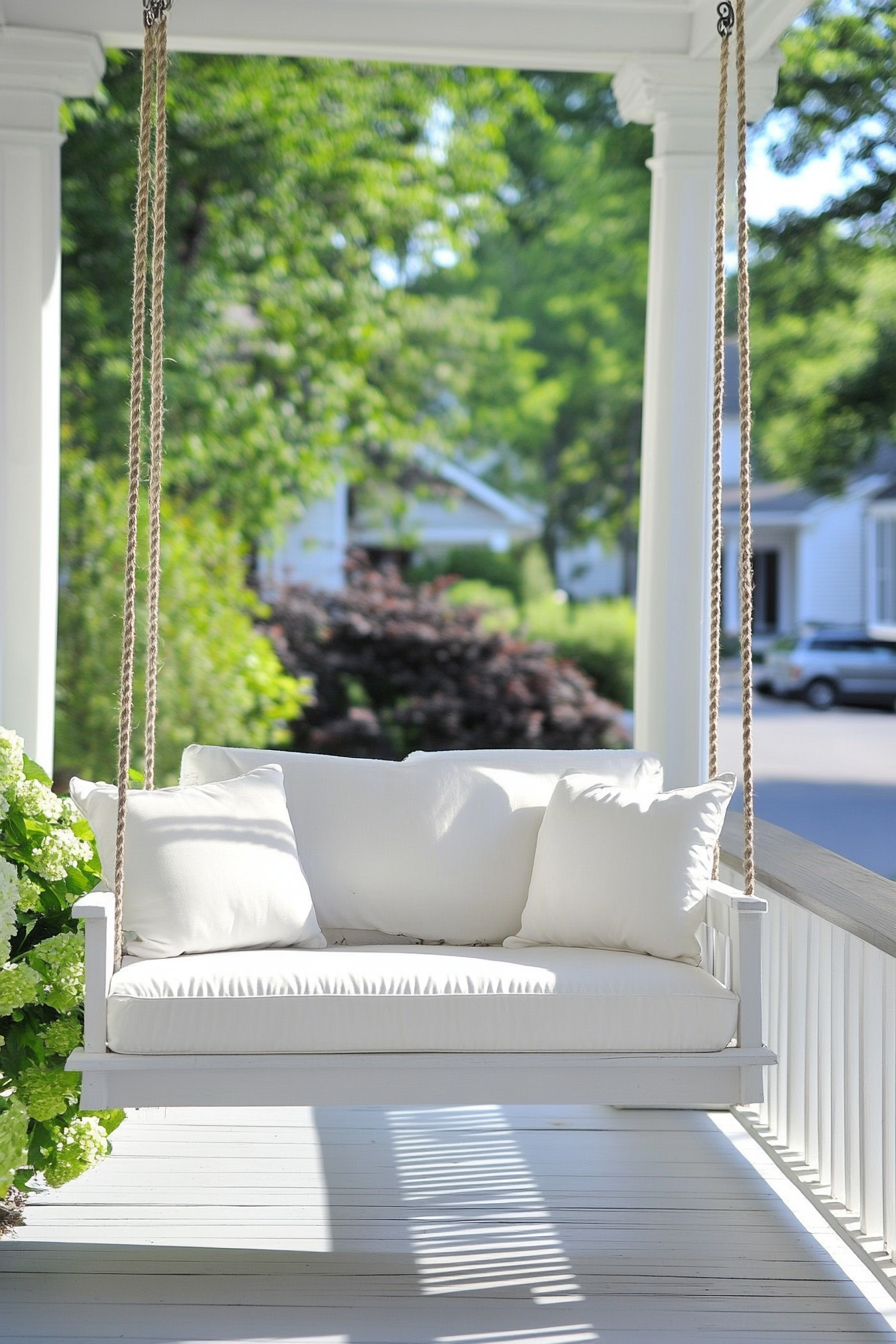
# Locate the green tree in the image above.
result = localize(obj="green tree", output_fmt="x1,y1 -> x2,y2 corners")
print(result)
59,54 -> 543,778
420,73 -> 651,581
749,1 -> 896,491
55,460 -> 310,785
62,53 -> 541,539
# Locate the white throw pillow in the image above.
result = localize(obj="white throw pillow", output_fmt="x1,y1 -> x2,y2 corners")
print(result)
180,745 -> 664,945
69,766 -> 325,959
505,772 -> 736,965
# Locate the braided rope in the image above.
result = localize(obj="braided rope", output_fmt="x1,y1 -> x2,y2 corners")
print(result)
734,0 -> 756,896
709,21 -> 730,830
114,21 -> 157,967
144,17 -> 169,791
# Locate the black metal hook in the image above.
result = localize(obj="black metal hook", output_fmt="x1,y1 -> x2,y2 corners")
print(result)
143,0 -> 172,29
717,1 -> 735,37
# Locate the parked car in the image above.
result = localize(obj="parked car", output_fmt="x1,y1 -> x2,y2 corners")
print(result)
759,628 -> 896,711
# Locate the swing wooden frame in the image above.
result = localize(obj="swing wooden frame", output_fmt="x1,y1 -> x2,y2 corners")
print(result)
70,880 -> 772,1109
68,0 -> 776,1111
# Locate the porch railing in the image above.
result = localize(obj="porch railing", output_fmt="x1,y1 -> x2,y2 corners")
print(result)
720,813 -> 896,1280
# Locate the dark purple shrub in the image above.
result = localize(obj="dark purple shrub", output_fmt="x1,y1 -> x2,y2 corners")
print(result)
269,553 -> 624,758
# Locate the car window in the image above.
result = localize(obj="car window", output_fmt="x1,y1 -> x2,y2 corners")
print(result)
872,641 -> 896,657
809,637 -> 873,652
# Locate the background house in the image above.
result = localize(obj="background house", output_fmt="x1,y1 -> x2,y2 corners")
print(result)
264,358 -> 896,633
718,339 -> 896,641
556,340 -> 896,638
260,449 -> 542,596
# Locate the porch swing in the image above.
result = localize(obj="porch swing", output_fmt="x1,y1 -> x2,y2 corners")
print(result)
67,0 -> 775,1109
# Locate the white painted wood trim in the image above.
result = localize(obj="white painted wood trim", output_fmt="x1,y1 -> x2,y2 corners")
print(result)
69,876 -> 772,1108
72,889 -> 113,1056
707,879 -> 767,1049
68,1045 -> 774,1110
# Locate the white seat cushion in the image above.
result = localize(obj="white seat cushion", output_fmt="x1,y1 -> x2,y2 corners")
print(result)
106,944 -> 738,1055
180,745 -> 664,945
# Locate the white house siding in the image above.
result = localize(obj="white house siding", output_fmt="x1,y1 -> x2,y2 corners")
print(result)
261,473 -> 541,598
352,493 -> 530,555
260,485 -> 349,596
796,488 -> 873,627
868,495 -> 896,638
556,539 -> 625,601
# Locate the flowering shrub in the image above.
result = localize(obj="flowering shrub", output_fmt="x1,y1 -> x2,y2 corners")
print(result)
0,726 -> 123,1208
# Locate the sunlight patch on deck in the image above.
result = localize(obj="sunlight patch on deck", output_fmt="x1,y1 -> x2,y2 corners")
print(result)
389,1105 -> 584,1304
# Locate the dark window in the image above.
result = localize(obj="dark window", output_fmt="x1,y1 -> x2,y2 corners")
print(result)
752,550 -> 779,634
810,637 -> 873,652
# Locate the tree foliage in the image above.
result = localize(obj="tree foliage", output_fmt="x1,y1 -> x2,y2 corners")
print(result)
58,54 -> 545,779
420,74 -> 651,572
750,1 -> 896,491
55,459 -> 311,785
62,53 -> 542,540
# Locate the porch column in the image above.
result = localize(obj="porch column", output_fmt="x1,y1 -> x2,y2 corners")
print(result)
613,58 -> 779,787
0,29 -> 104,770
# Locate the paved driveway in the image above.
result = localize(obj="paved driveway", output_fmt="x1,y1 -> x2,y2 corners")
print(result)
716,669 -> 896,879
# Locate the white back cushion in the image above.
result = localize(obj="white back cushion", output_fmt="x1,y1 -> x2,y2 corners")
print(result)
506,772 -> 736,965
70,765 -> 324,959
181,746 -> 663,945
405,748 -> 663,791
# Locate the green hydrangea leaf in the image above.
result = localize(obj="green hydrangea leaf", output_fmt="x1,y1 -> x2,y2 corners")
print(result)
22,756 -> 52,788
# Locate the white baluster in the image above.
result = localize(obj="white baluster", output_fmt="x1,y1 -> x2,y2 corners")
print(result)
860,945 -> 885,1242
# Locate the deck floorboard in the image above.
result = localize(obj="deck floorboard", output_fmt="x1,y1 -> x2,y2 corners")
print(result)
2,1103 -> 894,1342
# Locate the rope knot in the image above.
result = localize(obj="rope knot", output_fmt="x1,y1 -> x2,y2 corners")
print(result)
716,1 -> 735,37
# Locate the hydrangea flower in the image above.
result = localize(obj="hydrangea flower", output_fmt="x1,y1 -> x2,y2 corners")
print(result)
40,1016 -> 83,1057
27,931 -> 85,1013
0,722 -> 116,1196
0,856 -> 19,963
30,829 -> 92,883
0,727 -> 24,795
43,1115 -> 109,1188
14,778 -> 62,824
59,798 -> 81,827
15,1067 -> 80,1122
0,1099 -> 29,1198
14,875 -> 43,914
0,961 -> 41,1015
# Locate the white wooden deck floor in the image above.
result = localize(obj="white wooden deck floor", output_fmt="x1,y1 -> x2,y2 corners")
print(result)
2,1103 -> 895,1343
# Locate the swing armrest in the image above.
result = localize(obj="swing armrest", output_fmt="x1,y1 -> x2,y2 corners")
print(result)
73,889 -> 115,1055
706,880 -> 767,1050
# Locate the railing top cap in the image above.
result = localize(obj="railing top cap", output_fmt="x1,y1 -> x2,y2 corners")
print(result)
721,812 -> 896,960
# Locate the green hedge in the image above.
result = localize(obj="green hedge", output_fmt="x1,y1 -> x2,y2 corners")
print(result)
521,596 -> 636,709
439,576 -> 635,709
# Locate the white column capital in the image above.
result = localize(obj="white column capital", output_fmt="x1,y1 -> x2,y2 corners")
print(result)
0,28 -> 105,134
612,54 -> 781,156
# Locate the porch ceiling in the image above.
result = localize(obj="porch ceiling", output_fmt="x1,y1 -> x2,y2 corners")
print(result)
13,0 -> 806,71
